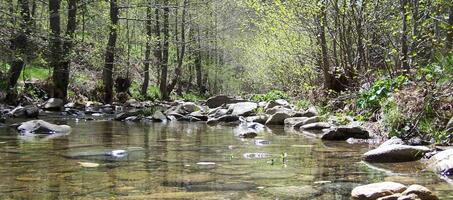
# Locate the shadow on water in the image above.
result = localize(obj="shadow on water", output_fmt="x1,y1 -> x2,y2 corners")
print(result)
0,119 -> 452,199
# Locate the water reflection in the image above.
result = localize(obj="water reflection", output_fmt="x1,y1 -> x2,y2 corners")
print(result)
0,120 -> 451,199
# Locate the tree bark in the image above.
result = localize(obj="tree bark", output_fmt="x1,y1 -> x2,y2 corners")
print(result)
141,0 -> 153,96
195,25 -> 203,95
102,0 -> 119,104
318,1 -> 333,91
5,0 -> 31,105
447,3 -> 453,51
159,0 -> 170,99
400,0 -> 410,72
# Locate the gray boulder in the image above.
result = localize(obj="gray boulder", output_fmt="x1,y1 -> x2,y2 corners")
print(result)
152,111 -> 168,122
284,117 -> 308,127
363,145 -> 431,163
265,106 -> 293,115
266,112 -> 292,125
321,124 -> 369,140
264,99 -> 289,110
300,122 -> 332,130
9,105 -> 39,118
381,137 -> 405,147
17,120 -> 71,134
182,102 -> 201,113
43,98 -> 64,111
206,95 -> 245,108
207,115 -> 240,125
229,102 -> 258,116
302,107 -> 318,117
114,111 -> 138,121
293,116 -> 319,128
427,149 -> 453,176
351,182 -> 407,200
245,115 -> 269,124
189,111 -> 208,121
401,184 -> 438,200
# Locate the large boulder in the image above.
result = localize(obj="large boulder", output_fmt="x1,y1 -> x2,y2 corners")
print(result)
363,145 -> 431,163
182,102 -> 201,113
43,98 -> 64,111
264,99 -> 290,110
245,115 -> 268,124
206,95 -> 245,108
351,182 -> 407,200
321,123 -> 369,140
17,120 -> 71,134
401,185 -> 438,200
265,106 -> 293,115
427,149 -> 453,176
266,112 -> 292,125
229,102 -> 258,116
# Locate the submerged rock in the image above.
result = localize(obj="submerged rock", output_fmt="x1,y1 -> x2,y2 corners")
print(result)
17,120 -> 71,134
264,186 -> 318,199
363,145 -> 430,163
351,182 -> 407,200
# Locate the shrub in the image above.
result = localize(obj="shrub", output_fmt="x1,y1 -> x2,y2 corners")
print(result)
357,75 -> 408,112
295,99 -> 312,110
181,92 -> 203,102
251,90 -> 289,102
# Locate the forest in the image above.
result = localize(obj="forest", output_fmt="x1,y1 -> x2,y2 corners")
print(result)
0,0 -> 452,199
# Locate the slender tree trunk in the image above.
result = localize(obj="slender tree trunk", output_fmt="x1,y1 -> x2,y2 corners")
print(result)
153,5 -> 162,86
195,25 -> 203,95
318,1 -> 333,91
102,0 -> 119,104
48,0 -> 65,99
159,0 -> 170,99
400,0 -> 410,72
447,4 -> 453,51
52,0 -> 76,100
141,1 -> 152,96
168,0 -> 188,95
5,0 -> 31,105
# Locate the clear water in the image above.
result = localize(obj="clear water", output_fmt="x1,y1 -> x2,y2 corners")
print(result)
0,118 -> 452,199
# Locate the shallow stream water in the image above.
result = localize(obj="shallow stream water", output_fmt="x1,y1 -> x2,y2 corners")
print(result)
0,118 -> 452,199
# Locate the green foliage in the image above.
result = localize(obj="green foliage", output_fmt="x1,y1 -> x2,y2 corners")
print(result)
357,75 -> 408,111
334,113 -> 350,125
382,98 -> 410,138
254,106 -> 265,114
130,83 -> 161,101
416,54 -> 453,84
137,107 -> 158,117
295,99 -> 312,110
147,86 -> 162,100
251,90 -> 288,102
180,92 -> 204,102
20,66 -> 50,81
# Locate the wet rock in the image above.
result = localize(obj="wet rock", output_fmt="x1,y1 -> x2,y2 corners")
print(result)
17,120 -> 71,134
401,184 -> 438,200
302,106 -> 318,117
114,111 -> 137,121
265,106 -> 293,115
351,182 -> 407,200
207,115 -> 239,125
363,145 -> 430,163
427,149 -> 453,176
9,105 -> 39,118
381,137 -> 405,147
125,99 -> 142,108
152,111 -> 167,122
300,122 -> 332,130
264,186 -> 318,199
265,111 -> 291,125
238,131 -> 257,138
229,102 -> 257,116
284,117 -> 308,126
376,193 -> 402,200
321,124 -> 369,140
264,99 -> 289,110
43,98 -> 64,111
182,102 -> 201,113
125,116 -> 141,122
293,116 -> 320,128
245,115 -> 268,124
189,111 -> 208,121
206,95 -> 245,108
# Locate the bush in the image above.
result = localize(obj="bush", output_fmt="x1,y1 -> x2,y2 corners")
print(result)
295,99 -> 312,110
357,75 -> 408,112
251,90 -> 289,102
181,92 -> 203,102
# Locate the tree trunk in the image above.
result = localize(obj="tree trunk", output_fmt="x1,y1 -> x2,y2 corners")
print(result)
318,1 -> 333,91
5,0 -> 31,105
153,5 -> 162,86
168,0 -> 189,95
102,0 -> 119,104
400,0 -> 410,72
141,0 -> 152,96
159,0 -> 170,100
52,0 -> 77,100
196,26 -> 203,95
447,4 -> 453,51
